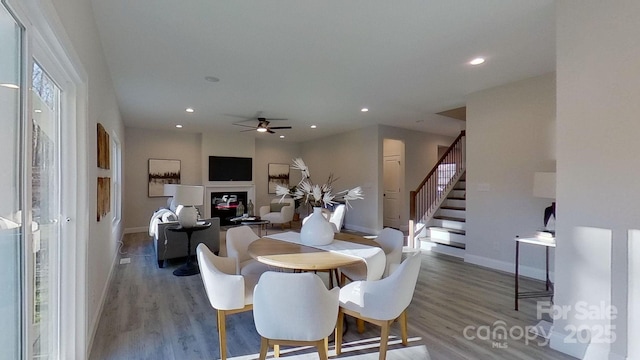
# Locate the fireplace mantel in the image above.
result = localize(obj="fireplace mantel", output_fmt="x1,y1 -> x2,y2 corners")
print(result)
204,183 -> 255,218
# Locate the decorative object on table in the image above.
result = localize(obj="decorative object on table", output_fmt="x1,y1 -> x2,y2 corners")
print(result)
301,207 -> 335,245
236,201 -> 245,217
275,158 -> 363,246
148,158 -> 180,197
533,172 -> 556,232
267,163 -> 290,194
174,185 -> 204,228
97,123 -> 110,169
97,177 -> 111,221
247,199 -> 254,216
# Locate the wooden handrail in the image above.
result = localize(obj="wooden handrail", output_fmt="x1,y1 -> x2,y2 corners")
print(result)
413,130 -> 465,192
409,130 -> 466,246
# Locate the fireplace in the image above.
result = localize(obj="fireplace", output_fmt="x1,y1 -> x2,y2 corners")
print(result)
211,191 -> 248,225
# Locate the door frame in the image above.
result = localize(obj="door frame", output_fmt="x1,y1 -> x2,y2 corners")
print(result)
4,0 -> 89,358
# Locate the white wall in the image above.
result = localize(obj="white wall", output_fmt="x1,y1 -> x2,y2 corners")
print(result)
124,127 -> 202,230
553,1 -> 640,358
301,125 -> 380,234
465,74 -> 556,278
48,0 -> 125,353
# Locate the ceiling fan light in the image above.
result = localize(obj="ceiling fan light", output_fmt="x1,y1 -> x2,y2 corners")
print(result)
256,127 -> 268,132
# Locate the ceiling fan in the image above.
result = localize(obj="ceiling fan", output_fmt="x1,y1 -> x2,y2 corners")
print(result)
232,113 -> 292,134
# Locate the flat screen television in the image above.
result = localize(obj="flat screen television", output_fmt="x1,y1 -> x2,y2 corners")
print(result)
208,156 -> 252,181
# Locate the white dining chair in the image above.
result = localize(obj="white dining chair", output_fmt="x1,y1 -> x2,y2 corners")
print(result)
336,251 -> 422,360
225,225 -> 270,276
196,243 -> 259,360
340,227 -> 404,284
253,271 -> 339,360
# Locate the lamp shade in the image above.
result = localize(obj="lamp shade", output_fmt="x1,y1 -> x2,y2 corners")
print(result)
163,183 -> 179,197
533,172 -> 556,199
174,185 -> 204,206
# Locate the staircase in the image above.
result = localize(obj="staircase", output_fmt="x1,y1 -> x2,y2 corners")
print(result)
422,175 -> 466,257
410,130 -> 466,258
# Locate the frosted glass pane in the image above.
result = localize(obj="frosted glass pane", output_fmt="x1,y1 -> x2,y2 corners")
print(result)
0,3 -> 23,360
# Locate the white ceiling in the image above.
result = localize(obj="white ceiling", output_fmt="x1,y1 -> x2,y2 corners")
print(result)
90,0 -> 556,142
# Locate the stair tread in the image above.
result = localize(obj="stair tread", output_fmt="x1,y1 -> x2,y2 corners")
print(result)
429,226 -> 466,235
440,206 -> 465,211
447,196 -> 465,200
433,215 -> 466,222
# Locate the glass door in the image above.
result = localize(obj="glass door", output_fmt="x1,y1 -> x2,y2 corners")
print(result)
29,61 -> 61,359
0,3 -> 23,359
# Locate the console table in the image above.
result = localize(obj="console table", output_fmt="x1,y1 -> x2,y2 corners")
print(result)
514,235 -> 555,310
168,222 -> 211,276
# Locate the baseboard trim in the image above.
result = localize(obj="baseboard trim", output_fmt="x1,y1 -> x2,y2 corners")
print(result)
86,232 -> 122,356
464,254 -> 552,281
124,226 -> 147,234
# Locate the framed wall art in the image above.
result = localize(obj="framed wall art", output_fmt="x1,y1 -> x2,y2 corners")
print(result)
97,123 -> 110,169
148,158 -> 181,197
268,163 -> 290,194
97,177 -> 111,221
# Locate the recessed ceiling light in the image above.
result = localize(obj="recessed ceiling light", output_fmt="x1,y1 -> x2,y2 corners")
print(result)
469,57 -> 485,65
176,124 -> 183,128
279,135 -> 285,139
0,83 -> 19,89
310,125 -> 317,129
34,109 -> 42,113
186,108 -> 194,113
361,108 -> 369,112
204,76 -> 220,83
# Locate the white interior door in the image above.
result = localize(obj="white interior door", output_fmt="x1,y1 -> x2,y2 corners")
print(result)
383,155 -> 401,229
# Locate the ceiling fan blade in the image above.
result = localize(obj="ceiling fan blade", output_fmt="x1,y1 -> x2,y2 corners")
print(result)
240,128 -> 257,132
233,123 -> 257,128
267,129 -> 275,134
265,118 -> 288,121
269,126 -> 292,130
225,113 -> 254,120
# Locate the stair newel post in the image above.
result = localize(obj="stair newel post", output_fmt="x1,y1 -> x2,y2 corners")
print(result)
409,190 -> 417,248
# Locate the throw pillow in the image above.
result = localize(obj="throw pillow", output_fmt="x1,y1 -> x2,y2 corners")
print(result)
270,203 -> 288,212
161,212 -> 177,222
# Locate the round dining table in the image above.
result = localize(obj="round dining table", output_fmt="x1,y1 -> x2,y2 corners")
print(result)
247,232 -> 382,287
247,237 -> 363,271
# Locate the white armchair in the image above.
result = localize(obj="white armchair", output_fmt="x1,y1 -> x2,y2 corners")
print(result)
336,252 -> 422,360
259,198 -> 295,229
340,227 -> 404,283
253,272 -> 339,360
329,204 -> 346,232
225,225 -> 270,276
196,244 -> 259,360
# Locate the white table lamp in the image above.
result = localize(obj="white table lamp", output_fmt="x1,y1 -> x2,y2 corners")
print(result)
163,183 -> 179,208
174,185 -> 204,228
533,172 -> 556,231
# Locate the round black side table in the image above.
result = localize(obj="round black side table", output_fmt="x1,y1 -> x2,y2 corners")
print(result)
168,222 -> 211,276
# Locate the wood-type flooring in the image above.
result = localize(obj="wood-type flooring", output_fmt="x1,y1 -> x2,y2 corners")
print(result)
89,229 -> 575,360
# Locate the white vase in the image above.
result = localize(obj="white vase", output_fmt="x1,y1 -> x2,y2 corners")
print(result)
300,207 -> 334,246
